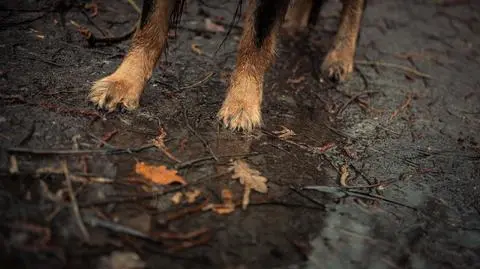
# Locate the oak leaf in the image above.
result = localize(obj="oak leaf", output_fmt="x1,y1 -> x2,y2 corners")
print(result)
135,162 -> 186,185
229,160 -> 268,210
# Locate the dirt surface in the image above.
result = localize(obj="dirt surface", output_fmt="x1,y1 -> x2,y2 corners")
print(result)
1,0 -> 479,268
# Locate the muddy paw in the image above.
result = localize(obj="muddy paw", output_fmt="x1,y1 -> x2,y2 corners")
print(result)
321,52 -> 354,83
218,98 -> 261,132
89,76 -> 142,111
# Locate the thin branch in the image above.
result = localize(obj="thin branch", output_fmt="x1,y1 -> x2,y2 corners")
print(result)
7,144 -> 156,155
183,108 -> 218,161
62,161 -> 90,242
355,60 -> 431,79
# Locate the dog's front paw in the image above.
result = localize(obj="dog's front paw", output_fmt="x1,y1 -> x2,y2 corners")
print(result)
89,75 -> 143,111
218,96 -> 261,132
321,50 -> 354,83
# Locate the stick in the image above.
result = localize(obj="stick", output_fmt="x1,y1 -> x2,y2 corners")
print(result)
174,152 -> 261,169
355,60 -> 431,79
183,108 -> 218,161
7,144 -> 156,155
62,161 -> 90,242
180,72 -> 215,90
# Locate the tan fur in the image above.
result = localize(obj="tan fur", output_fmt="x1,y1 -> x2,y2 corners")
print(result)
89,0 -> 171,111
217,0 -> 281,131
321,0 -> 364,82
89,0 -> 365,131
284,0 -> 313,33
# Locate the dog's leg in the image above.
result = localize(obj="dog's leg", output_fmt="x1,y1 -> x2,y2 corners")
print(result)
321,0 -> 365,82
284,0 -> 313,32
218,0 -> 290,131
89,0 -> 173,111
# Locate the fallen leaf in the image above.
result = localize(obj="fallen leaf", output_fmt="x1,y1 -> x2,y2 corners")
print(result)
98,251 -> 145,269
229,160 -> 268,210
185,189 -> 201,204
171,192 -> 183,204
203,188 -> 235,214
272,126 -> 296,140
204,18 -> 225,32
191,43 -> 203,55
151,127 -> 180,162
135,162 -> 187,185
339,164 -> 349,187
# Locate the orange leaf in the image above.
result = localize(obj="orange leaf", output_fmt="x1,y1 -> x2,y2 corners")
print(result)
135,162 -> 187,185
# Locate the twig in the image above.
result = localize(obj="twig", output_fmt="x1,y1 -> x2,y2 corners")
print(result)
80,10 -> 107,37
0,12 -> 46,27
79,172 -> 228,208
7,144 -> 156,155
62,161 -> 90,242
303,185 -> 417,210
98,129 -> 118,148
336,91 -> 379,116
153,227 -> 209,240
84,215 -> 152,240
167,233 -> 212,253
84,26 -> 137,46
174,152 -> 261,169
289,187 -> 326,209
390,92 -> 413,120
183,108 -> 218,161
355,60 -> 431,79
180,72 -> 215,90
126,0 -> 142,13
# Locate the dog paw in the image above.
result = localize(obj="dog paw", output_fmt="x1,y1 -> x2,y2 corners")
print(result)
89,76 -> 142,111
218,97 -> 261,132
321,50 -> 354,83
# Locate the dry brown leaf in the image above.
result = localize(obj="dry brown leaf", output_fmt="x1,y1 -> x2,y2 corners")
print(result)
272,126 -> 296,140
339,164 -> 349,187
229,160 -> 268,210
135,162 -> 187,185
171,192 -> 183,205
203,189 -> 235,215
151,128 -> 180,163
185,189 -> 201,203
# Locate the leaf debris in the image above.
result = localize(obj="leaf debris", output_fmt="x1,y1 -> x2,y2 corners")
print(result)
229,160 -> 268,210
135,162 -> 187,185
203,189 -> 235,215
272,126 -> 296,140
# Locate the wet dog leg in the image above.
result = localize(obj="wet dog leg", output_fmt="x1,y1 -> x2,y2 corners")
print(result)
218,0 -> 290,131
321,0 -> 365,82
284,0 -> 313,33
89,0 -> 174,111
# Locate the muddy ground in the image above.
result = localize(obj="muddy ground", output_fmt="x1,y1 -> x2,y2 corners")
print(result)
0,0 -> 479,268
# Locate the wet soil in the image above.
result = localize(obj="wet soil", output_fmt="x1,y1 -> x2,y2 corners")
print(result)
0,0 -> 479,268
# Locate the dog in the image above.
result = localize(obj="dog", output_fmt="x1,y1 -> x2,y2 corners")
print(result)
89,0 -> 365,131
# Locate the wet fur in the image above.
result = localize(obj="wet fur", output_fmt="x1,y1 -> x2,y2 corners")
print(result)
89,0 -> 366,131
